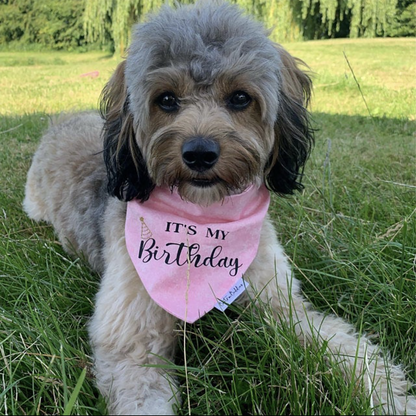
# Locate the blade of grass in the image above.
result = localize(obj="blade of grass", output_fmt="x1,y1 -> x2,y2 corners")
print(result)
63,368 -> 87,416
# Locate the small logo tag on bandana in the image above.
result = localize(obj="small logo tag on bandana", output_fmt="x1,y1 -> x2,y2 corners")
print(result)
125,185 -> 270,323
214,277 -> 249,312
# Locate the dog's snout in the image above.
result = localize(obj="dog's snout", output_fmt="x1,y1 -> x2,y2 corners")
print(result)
182,137 -> 220,172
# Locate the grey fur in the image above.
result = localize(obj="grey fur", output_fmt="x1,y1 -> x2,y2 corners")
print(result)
24,113 -> 108,272
126,1 -> 282,131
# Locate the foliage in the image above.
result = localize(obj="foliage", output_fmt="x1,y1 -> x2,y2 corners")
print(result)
384,0 -> 416,37
84,0 -> 196,55
0,0 -> 100,51
83,0 -> 410,53
0,0 -> 413,51
300,0 -> 399,38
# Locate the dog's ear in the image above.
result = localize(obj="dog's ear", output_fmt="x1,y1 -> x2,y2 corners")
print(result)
101,60 -> 154,202
265,45 -> 314,195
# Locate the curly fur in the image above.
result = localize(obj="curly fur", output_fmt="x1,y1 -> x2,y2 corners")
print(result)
24,1 -> 415,414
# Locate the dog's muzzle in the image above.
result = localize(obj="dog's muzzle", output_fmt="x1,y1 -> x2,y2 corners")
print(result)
181,137 -> 220,173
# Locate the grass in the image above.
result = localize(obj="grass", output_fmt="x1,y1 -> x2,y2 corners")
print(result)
0,38 -> 415,415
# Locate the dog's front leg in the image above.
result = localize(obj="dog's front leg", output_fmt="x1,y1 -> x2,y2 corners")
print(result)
246,217 -> 415,415
89,201 -> 178,415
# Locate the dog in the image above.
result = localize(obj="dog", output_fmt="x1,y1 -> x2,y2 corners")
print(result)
23,1 -> 415,414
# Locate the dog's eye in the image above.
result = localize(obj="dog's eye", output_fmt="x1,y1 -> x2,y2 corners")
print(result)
228,91 -> 252,111
156,92 -> 180,112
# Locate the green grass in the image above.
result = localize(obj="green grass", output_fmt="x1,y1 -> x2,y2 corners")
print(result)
1,38 -> 415,415
0,51 -> 116,115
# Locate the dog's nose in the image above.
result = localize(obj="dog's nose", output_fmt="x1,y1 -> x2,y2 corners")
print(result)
182,137 -> 220,172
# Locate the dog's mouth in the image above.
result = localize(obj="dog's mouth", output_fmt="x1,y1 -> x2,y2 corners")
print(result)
190,178 -> 220,188
173,175 -> 251,205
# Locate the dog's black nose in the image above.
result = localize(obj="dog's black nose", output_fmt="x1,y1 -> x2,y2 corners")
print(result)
182,137 -> 220,172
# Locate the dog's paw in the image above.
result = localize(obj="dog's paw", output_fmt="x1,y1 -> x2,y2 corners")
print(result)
109,394 -> 176,415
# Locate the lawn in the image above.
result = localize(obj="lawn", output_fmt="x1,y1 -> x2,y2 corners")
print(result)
0,38 -> 415,415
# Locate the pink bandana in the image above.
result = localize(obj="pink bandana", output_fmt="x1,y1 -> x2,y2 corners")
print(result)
125,185 -> 270,323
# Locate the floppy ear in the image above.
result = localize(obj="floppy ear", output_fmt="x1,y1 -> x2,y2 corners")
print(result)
265,45 -> 314,195
101,60 -> 154,202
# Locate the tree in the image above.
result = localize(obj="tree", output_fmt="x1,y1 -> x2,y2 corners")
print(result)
84,0 -> 193,54
0,0 -> 87,50
83,0 -> 401,55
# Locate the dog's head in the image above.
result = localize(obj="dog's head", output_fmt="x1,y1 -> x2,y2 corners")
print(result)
101,1 -> 313,206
